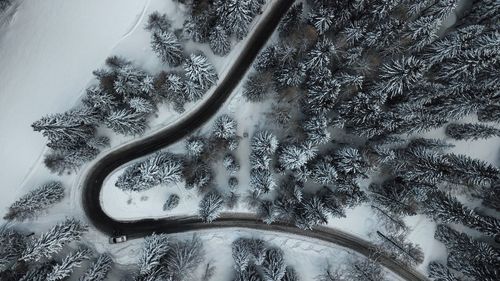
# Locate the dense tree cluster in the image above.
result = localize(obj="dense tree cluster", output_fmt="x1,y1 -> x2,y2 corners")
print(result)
0,218 -> 112,281
116,151 -> 183,192
137,234 -> 204,281
180,0 -> 265,56
231,237 -> 300,281
4,181 -> 64,221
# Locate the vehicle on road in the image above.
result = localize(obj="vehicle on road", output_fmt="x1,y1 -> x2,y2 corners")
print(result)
109,235 -> 127,244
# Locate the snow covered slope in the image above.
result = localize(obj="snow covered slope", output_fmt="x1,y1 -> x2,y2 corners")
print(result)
0,0 -> 148,215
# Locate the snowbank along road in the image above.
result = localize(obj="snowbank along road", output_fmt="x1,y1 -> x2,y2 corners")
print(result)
81,0 -> 428,280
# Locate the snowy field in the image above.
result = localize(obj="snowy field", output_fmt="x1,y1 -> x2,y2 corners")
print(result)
0,0 -> 148,219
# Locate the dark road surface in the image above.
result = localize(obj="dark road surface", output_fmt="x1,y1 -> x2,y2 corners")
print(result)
81,1 -> 428,280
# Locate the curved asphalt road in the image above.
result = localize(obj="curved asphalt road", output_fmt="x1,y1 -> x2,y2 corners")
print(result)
81,1 -> 428,280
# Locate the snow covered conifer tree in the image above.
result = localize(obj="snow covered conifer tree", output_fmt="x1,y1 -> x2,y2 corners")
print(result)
209,24 -> 231,56
278,3 -> 303,37
224,0 -> 254,40
254,45 -> 277,72
184,53 -> 218,90
145,12 -> 171,33
199,190 -> 224,222
223,153 -> 240,175
46,248 -> 91,281
0,226 -> 26,272
150,31 -> 184,66
116,152 -> 183,192
44,145 -> 100,175
243,73 -> 275,102
32,111 -> 96,149
262,248 -> 286,281
310,159 -> 337,185
308,6 -> 334,35
185,136 -> 206,158
163,194 -> 180,211
377,56 -> 426,98
428,262 -> 460,281
129,97 -> 156,115
278,142 -> 317,170
164,236 -> 204,280
213,114 -> 237,140
250,169 -> 275,195
304,38 -> 335,71
4,181 -> 64,221
376,231 -> 424,266
105,109 -> 147,136
139,233 -> 170,276
232,238 -> 252,272
251,131 -> 278,156
445,123 -> 500,141
79,254 -> 113,281
21,218 -> 88,262
184,161 -> 213,190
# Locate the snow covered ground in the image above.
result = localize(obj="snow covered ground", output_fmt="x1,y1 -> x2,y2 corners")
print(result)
0,0 -> 148,219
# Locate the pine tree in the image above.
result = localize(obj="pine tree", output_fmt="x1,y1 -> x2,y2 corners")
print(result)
44,145 -> 100,175
116,152 -> 183,192
310,158 -> 337,185
184,161 -> 213,190
251,168 -> 276,194
185,136 -> 206,158
304,69 -> 340,114
369,180 -> 417,216
0,226 -> 26,272
18,262 -> 53,281
213,114 -> 237,140
209,24 -> 231,56
304,38 -> 335,71
164,236 -> 204,280
347,257 -> 386,281
278,143 -> 317,170
199,190 -> 224,222
150,31 -> 184,66
445,123 -> 500,141
21,218 -> 88,262
376,56 -> 426,98
105,109 -> 147,136
308,6 -> 334,35
46,248 -> 91,281
4,181 -> 64,221
184,53 -> 218,90
139,233 -> 170,276
303,115 -> 331,145
145,12 -> 171,33
428,262 -> 460,281
262,248 -> 286,281
112,64 -> 154,100
224,0 -> 254,40
251,131 -> 278,156
253,45 -> 277,72
163,194 -> 180,211
376,231 -> 424,266
129,97 -> 156,115
32,111 -> 96,149
232,238 -> 252,272
243,73 -> 275,102
423,190 -> 500,238
223,153 -> 240,174
278,3 -> 303,37
79,254 -> 113,281
478,105 -> 500,123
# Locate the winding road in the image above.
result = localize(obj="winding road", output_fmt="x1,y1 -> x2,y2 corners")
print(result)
81,1 -> 428,280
